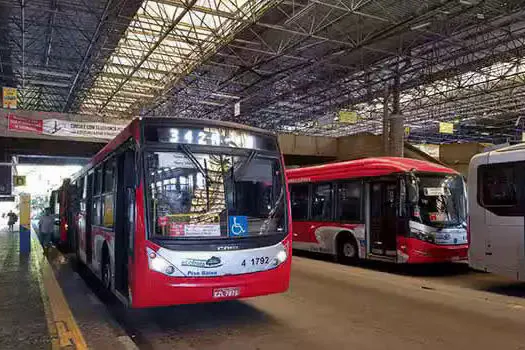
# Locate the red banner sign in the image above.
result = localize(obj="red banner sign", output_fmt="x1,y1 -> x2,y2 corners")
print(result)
7,114 -> 43,134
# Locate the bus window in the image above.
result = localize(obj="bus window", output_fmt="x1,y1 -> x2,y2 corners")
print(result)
290,184 -> 309,220
312,183 -> 333,221
337,182 -> 361,222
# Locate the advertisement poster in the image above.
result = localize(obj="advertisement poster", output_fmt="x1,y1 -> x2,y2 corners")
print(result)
2,87 -> 17,109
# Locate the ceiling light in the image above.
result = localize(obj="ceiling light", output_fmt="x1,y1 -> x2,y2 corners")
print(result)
410,22 -> 431,31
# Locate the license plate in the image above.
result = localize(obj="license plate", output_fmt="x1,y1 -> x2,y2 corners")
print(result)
451,256 -> 460,261
213,287 -> 240,299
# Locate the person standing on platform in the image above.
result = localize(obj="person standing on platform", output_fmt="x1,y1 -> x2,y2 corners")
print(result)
7,210 -> 17,232
38,208 -> 54,253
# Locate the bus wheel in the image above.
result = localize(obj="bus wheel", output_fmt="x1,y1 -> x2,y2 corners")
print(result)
337,235 -> 358,264
102,256 -> 111,291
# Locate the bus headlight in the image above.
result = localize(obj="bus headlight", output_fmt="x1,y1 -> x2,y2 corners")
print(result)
147,247 -> 177,276
271,248 -> 288,267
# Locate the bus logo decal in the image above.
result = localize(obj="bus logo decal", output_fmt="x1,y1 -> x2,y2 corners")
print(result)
181,256 -> 223,268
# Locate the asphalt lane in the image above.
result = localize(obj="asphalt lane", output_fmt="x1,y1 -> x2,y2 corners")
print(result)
98,256 -> 525,350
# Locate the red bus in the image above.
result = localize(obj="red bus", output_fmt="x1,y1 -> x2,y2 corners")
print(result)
61,118 -> 291,308
287,157 -> 467,264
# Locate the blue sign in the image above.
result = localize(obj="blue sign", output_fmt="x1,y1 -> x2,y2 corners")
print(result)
228,216 -> 248,237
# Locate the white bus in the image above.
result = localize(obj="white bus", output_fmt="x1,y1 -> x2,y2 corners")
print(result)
468,143 -> 525,281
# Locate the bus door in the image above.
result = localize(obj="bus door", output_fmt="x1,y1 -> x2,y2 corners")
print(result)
114,150 -> 135,298
368,181 -> 398,257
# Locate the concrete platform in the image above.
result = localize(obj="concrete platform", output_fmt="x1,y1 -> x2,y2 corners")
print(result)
0,226 -> 135,350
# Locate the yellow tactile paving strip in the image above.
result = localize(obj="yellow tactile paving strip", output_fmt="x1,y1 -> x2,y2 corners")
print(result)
32,237 -> 88,350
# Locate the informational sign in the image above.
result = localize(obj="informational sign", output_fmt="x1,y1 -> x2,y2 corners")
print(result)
7,114 -> 43,133
0,164 -> 12,196
42,119 -> 125,139
338,110 -> 358,124
184,224 -> 221,237
404,126 -> 411,137
2,87 -> 17,109
228,216 -> 247,237
234,102 -> 240,117
439,122 -> 454,134
13,175 -> 26,187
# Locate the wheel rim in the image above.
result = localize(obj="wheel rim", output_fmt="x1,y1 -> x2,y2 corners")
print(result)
343,242 -> 356,258
103,262 -> 111,289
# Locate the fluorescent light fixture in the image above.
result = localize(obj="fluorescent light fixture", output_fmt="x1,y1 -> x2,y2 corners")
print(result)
410,22 -> 431,31
196,100 -> 225,107
211,92 -> 240,100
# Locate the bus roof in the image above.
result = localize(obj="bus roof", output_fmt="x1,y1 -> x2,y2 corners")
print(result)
286,157 -> 458,183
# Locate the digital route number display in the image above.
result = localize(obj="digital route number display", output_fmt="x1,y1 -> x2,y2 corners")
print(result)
145,126 -> 278,152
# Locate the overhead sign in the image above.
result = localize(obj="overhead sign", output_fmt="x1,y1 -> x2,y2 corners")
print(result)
6,114 -> 126,140
2,87 -> 17,109
338,110 -> 358,124
439,122 -> 454,134
13,175 -> 26,187
7,114 -> 43,133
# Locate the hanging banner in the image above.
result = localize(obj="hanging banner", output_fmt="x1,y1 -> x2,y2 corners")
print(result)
338,110 -> 358,124
42,119 -> 125,139
439,122 -> 454,134
7,114 -> 43,133
2,87 -> 17,109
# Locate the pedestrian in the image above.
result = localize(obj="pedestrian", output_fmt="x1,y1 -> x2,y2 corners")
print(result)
7,210 -> 17,232
38,208 -> 54,253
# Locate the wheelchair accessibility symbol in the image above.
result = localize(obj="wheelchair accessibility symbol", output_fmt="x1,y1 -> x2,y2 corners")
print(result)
228,216 -> 248,237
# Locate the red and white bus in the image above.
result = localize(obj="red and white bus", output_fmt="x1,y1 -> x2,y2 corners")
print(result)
287,157 -> 467,264
60,118 -> 291,308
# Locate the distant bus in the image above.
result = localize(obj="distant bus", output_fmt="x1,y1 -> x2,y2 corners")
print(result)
59,117 -> 291,308
287,157 -> 468,264
468,144 -> 525,280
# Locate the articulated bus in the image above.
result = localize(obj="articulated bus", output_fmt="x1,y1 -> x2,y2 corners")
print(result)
59,118 -> 291,308
468,144 -> 525,281
287,157 -> 468,264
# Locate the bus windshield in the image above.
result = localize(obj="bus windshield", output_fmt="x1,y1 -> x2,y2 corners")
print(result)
411,174 -> 467,228
145,148 -> 286,239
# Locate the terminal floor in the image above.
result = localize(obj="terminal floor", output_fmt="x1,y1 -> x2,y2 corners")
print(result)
2,227 -> 525,349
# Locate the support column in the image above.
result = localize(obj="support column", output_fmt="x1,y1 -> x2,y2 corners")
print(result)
382,85 -> 389,156
389,73 -> 404,157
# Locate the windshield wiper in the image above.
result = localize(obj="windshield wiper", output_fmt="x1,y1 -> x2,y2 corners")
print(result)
179,144 -> 212,210
233,150 -> 258,180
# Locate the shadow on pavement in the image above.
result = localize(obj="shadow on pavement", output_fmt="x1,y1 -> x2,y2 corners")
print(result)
293,249 -> 473,277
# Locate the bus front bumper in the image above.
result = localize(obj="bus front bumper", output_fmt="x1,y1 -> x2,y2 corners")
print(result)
398,237 -> 468,263
131,259 -> 291,308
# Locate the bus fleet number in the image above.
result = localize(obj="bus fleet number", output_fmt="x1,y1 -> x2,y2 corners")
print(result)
242,257 -> 269,266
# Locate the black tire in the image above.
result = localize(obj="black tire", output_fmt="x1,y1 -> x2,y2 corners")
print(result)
337,234 -> 359,265
102,254 -> 111,291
